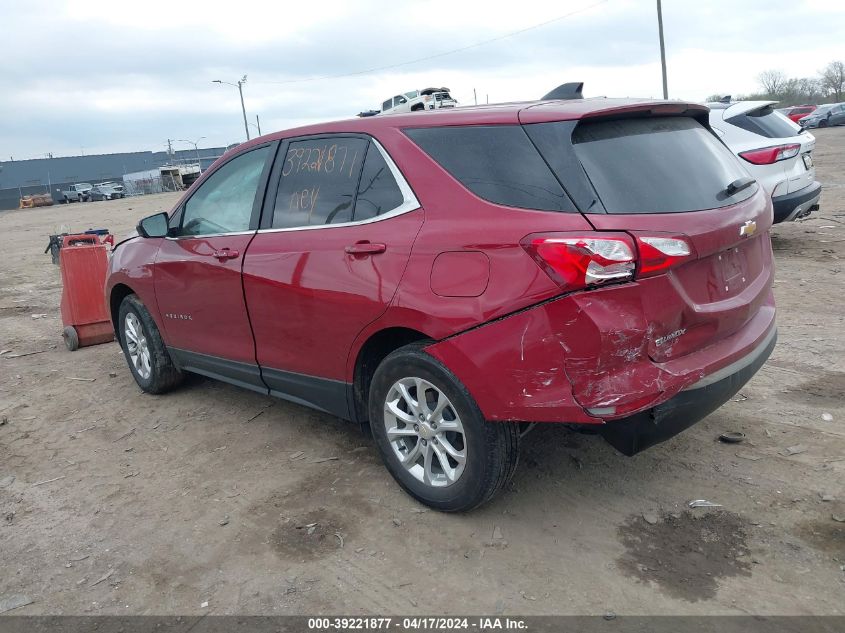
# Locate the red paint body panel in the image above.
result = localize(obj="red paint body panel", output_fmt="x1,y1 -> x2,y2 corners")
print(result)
425,283 -> 775,423
154,235 -> 256,363
430,251 -> 490,297
586,189 -> 774,363
107,237 -> 162,333
243,210 -> 424,380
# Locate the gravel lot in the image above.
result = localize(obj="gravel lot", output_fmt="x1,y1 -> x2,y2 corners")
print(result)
1,128 -> 843,615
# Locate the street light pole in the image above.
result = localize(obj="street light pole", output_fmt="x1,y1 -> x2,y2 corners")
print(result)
213,75 -> 250,141
176,137 -> 206,175
656,0 -> 668,99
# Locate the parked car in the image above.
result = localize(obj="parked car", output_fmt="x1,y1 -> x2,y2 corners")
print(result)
107,94 -> 777,511
96,181 -> 125,196
60,182 -> 92,203
798,102 -> 845,128
89,185 -> 121,201
381,87 -> 457,114
779,104 -> 817,123
708,100 -> 820,223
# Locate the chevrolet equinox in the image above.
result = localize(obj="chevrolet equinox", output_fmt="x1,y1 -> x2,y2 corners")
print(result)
107,95 -> 777,511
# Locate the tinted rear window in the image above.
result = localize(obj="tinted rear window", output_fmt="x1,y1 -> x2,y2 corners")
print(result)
405,125 -> 575,211
725,104 -> 798,138
571,117 -> 756,214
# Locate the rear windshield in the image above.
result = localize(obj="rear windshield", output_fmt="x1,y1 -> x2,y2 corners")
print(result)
571,117 -> 756,214
725,104 -> 798,138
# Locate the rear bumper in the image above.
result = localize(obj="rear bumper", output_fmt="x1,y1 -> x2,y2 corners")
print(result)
599,327 -> 777,455
425,280 -> 777,430
772,180 -> 821,223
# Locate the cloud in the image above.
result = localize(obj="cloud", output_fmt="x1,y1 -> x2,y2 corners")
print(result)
1,0 -> 843,157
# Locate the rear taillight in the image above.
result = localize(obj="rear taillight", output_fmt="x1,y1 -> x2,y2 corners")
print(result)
739,143 -> 801,165
522,232 -> 695,291
635,235 -> 693,277
521,233 -> 636,292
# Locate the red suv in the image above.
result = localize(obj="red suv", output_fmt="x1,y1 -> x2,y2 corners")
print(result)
107,96 -> 776,511
783,104 -> 817,123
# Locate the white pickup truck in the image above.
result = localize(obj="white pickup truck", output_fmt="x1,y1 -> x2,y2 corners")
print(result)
60,183 -> 93,203
380,87 -> 458,114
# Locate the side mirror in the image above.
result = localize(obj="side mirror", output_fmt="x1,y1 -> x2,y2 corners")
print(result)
137,212 -> 169,238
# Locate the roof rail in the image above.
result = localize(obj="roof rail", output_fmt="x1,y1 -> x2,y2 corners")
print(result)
541,82 -> 584,101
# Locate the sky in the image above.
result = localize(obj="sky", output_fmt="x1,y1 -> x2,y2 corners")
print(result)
1,0 -> 843,159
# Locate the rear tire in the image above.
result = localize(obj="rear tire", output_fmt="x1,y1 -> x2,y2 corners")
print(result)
118,294 -> 183,393
369,342 -> 519,512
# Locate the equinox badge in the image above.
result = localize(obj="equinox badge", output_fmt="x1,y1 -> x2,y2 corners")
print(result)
740,220 -> 757,238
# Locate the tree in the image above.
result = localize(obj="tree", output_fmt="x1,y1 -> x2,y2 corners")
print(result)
759,69 -> 787,96
820,61 -> 845,101
797,77 -> 823,103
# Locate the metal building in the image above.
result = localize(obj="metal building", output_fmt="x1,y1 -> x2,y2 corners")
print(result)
0,146 -> 229,210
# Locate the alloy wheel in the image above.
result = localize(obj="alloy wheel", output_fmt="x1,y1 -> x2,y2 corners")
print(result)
124,312 -> 152,380
383,377 -> 467,487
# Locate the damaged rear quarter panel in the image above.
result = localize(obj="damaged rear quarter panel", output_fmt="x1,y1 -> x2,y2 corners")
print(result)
424,282 -> 703,424
424,297 -> 599,424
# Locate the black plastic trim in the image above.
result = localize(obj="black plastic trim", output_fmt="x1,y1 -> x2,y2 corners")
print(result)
772,181 -> 822,223
167,347 -> 352,420
261,366 -> 351,420
169,348 -> 267,394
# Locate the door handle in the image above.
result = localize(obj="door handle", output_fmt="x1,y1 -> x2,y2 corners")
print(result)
345,241 -> 386,255
212,248 -> 240,261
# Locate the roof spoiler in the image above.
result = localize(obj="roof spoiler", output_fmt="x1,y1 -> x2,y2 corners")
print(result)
541,82 -> 584,101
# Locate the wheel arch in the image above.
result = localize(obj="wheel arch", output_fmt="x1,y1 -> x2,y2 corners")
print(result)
109,283 -> 136,335
351,326 -> 432,423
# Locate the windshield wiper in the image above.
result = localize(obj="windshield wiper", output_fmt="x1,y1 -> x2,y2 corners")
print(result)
725,176 -> 756,196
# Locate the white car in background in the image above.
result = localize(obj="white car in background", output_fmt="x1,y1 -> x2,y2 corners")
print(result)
381,87 -> 458,114
708,100 -> 821,223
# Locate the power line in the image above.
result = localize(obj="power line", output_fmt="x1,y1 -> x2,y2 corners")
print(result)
253,0 -> 610,86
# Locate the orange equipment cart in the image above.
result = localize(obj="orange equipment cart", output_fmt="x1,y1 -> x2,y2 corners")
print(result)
59,234 -> 115,351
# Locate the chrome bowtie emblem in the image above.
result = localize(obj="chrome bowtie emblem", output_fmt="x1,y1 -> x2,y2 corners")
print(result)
740,220 -> 757,238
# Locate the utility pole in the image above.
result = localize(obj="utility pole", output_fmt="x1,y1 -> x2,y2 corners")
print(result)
167,139 -> 173,159
256,114 -> 261,136
214,76 -> 250,141
473,88 -> 477,105
656,0 -> 668,99
238,77 -> 249,141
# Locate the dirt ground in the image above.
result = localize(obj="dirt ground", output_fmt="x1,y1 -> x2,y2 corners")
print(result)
1,129 -> 843,616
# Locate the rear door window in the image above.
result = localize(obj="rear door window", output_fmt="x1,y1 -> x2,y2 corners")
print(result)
354,143 -> 404,221
725,104 -> 798,138
570,117 -> 756,214
271,138 -> 367,228
405,125 -> 575,212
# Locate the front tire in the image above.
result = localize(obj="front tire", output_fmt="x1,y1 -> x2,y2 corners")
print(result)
369,342 -> 519,512
118,294 -> 183,393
